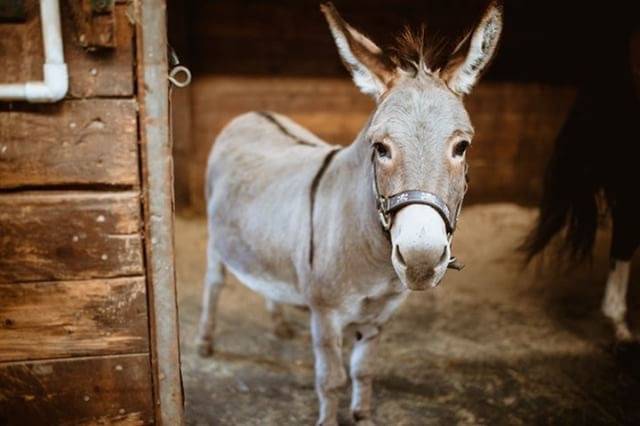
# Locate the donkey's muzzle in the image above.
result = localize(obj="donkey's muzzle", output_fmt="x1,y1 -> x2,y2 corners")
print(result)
390,205 -> 451,290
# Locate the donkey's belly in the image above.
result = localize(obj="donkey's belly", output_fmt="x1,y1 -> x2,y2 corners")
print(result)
225,263 -> 305,306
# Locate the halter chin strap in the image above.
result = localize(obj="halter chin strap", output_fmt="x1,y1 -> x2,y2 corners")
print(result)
371,149 -> 464,271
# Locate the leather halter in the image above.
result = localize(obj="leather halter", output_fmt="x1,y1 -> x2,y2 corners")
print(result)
371,149 -> 464,270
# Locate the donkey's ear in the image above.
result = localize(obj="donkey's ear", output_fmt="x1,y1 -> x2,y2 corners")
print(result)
442,2 -> 503,95
321,2 -> 396,98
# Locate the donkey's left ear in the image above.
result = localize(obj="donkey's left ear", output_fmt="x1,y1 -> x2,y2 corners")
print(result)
321,2 -> 397,99
443,2 -> 503,95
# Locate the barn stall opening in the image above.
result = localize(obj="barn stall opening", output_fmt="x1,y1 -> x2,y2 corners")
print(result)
0,1 -> 183,424
1,0 -> 637,424
168,0 -> 640,424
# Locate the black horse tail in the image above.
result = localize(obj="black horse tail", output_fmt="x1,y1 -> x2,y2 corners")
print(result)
521,94 -> 602,263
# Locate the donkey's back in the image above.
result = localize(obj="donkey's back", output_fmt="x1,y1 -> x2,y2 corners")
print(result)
205,111 -> 336,305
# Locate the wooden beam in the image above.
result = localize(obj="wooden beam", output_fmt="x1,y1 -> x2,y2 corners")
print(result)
136,0 -> 184,424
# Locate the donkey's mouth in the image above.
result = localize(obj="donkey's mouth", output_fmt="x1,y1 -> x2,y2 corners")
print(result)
391,244 -> 448,291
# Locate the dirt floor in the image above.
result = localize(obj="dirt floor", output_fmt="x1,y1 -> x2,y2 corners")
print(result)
175,203 -> 640,426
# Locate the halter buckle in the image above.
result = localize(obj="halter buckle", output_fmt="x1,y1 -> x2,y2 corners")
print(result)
378,210 -> 392,231
376,196 -> 392,231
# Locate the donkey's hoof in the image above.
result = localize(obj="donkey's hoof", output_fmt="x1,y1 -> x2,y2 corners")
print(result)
353,411 -> 375,426
315,420 -> 338,426
614,325 -> 635,343
196,339 -> 214,357
273,321 -> 295,339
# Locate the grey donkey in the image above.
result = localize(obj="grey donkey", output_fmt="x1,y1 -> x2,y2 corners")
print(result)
197,3 -> 503,425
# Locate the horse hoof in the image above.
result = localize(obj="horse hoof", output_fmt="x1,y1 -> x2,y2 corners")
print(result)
614,325 -> 634,343
196,339 -> 214,357
274,322 -> 295,339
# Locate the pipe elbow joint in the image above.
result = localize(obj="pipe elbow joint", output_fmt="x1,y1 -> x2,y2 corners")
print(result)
25,63 -> 68,103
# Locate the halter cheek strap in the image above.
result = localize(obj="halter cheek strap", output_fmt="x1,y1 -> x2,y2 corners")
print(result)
371,149 -> 465,271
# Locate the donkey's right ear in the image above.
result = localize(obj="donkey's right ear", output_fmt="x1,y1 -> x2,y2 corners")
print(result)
321,2 -> 396,99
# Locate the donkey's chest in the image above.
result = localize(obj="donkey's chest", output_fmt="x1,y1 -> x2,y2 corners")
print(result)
341,282 -> 408,326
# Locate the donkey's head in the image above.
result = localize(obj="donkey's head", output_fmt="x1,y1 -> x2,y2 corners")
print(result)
322,2 -> 502,290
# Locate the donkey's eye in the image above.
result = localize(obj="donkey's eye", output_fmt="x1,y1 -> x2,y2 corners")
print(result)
374,142 -> 391,159
453,140 -> 470,157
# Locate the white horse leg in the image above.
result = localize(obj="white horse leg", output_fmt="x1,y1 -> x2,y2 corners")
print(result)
311,309 -> 347,426
602,260 -> 632,342
350,325 -> 380,425
195,239 -> 226,357
265,298 -> 295,339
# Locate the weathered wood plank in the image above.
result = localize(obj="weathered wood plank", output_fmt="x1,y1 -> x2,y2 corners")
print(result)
0,100 -> 138,189
0,277 -> 148,362
0,354 -> 154,425
0,1 -> 134,97
65,3 -> 135,98
0,191 -> 144,283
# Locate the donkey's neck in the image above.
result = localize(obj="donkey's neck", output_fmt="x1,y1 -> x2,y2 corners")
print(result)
312,123 -> 394,282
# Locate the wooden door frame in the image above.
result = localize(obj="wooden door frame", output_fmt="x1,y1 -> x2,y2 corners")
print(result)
136,0 -> 184,424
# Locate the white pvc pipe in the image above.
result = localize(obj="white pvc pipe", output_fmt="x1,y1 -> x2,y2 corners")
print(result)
0,0 -> 68,102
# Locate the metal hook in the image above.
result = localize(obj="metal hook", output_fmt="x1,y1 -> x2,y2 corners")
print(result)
169,65 -> 191,88
167,44 -> 192,88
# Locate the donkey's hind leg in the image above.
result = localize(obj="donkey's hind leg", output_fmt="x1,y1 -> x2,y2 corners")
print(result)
265,299 -> 295,339
196,239 -> 226,357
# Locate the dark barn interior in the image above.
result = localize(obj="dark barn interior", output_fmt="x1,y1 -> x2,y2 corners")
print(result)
168,1 -> 640,424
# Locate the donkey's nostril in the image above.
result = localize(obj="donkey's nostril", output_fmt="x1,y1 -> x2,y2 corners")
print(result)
395,245 -> 406,267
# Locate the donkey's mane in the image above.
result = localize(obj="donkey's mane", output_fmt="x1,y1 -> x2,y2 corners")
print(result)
390,25 -> 468,75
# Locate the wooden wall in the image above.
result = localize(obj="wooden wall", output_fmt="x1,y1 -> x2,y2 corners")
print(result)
185,77 -> 575,213
171,0 -> 594,214
0,2 -> 164,424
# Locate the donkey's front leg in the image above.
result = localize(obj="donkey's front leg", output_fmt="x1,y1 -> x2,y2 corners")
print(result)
350,325 -> 380,425
311,309 -> 347,426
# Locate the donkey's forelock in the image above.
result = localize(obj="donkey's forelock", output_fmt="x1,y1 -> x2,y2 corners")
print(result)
390,25 -> 467,76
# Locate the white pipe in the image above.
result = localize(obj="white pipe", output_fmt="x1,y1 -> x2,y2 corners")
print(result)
0,0 -> 68,102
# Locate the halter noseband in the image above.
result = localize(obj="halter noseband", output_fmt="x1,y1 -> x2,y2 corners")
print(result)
371,149 -> 464,270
